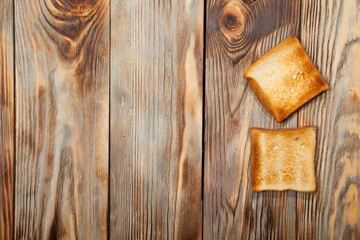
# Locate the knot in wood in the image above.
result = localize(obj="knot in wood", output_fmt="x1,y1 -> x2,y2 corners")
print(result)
207,0 -> 254,64
220,2 -> 245,38
41,0 -> 107,60
58,0 -> 98,10
224,14 -> 238,28
243,0 -> 257,6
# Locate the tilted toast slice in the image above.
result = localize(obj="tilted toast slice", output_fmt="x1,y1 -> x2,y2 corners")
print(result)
244,36 -> 329,122
249,127 -> 317,192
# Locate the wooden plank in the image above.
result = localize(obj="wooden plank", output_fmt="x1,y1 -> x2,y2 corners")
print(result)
297,0 -> 360,239
204,0 -> 300,239
110,0 -> 203,239
0,0 -> 14,239
14,0 -> 109,239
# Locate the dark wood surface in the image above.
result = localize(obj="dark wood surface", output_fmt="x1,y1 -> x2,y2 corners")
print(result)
0,0 -> 358,239
204,0 -> 300,239
109,1 -> 203,239
14,0 -> 109,239
204,0 -> 359,239
297,0 -> 360,239
0,0 -> 14,239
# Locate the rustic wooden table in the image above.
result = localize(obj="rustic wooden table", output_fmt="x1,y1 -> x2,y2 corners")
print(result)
0,0 -> 359,239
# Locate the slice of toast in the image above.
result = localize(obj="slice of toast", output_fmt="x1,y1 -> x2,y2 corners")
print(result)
244,36 -> 329,122
249,127 -> 317,192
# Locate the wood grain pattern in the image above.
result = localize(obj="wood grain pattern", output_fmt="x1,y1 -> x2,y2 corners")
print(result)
204,0 -> 300,239
3,1 -> 358,238
0,0 -> 14,239
110,0 -> 203,239
14,0 -> 109,239
297,0 -> 360,239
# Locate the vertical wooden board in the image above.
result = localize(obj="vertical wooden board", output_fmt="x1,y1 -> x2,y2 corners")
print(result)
14,0 -> 109,239
297,0 -> 360,239
204,0 -> 300,239
110,0 -> 203,239
0,0 -> 14,239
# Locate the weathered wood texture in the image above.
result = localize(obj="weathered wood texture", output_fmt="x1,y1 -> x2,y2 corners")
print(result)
0,0 -> 14,239
297,0 -> 360,239
14,0 -> 109,239
204,0 -> 300,239
110,0 -> 203,239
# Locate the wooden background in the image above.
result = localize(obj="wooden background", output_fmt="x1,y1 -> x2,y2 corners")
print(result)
0,0 -> 359,239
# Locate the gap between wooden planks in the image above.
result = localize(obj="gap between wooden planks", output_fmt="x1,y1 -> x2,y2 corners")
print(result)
0,0 -> 14,239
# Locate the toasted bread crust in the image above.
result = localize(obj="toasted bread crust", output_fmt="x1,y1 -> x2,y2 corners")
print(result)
249,127 -> 317,192
244,36 -> 329,122
247,78 -> 277,118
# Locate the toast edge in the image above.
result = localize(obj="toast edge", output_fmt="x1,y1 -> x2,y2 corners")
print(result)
247,78 -> 279,120
275,83 -> 329,122
243,35 -> 299,78
249,128 -> 259,192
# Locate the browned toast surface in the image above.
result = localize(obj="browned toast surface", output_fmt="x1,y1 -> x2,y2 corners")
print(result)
249,127 -> 317,192
244,36 -> 329,122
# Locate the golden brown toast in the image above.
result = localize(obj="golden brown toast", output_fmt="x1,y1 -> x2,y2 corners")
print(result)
244,36 -> 329,122
249,127 -> 317,192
